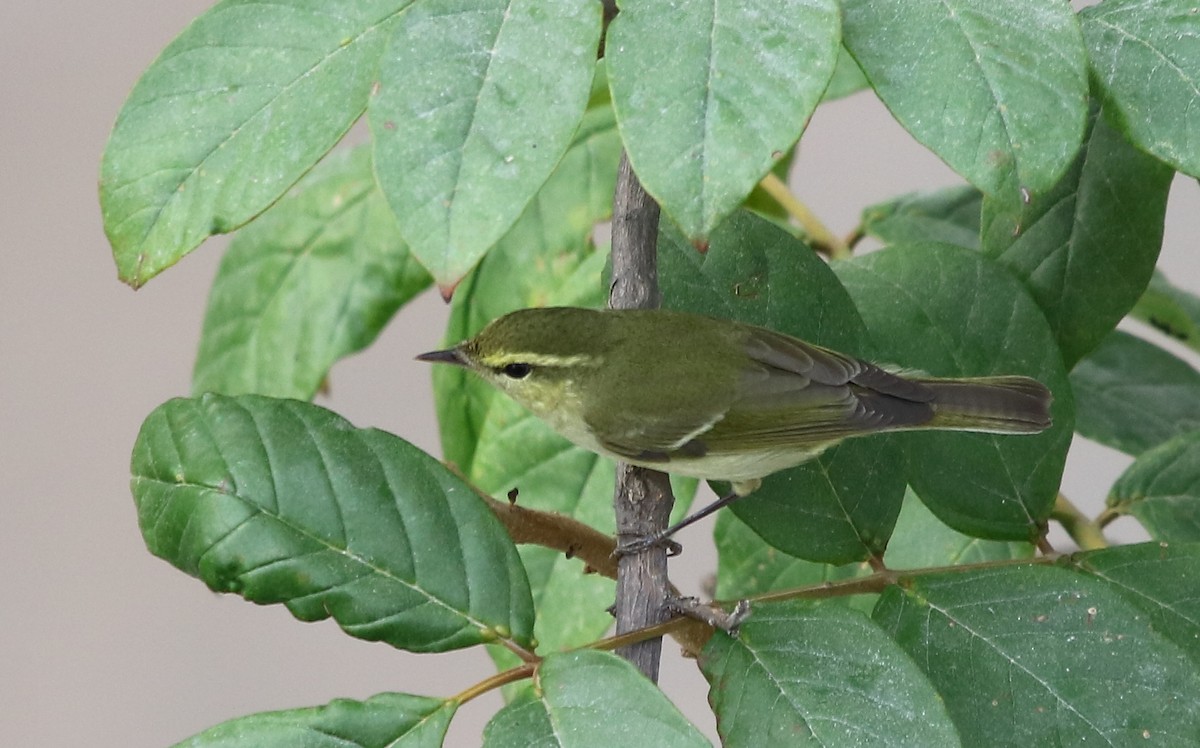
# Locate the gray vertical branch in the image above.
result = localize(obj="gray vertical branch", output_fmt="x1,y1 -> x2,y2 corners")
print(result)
608,152 -> 675,681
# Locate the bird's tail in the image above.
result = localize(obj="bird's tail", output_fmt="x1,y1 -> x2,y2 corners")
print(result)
919,376 -> 1052,434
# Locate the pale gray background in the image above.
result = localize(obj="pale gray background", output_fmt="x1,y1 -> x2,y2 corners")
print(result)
3,1 -> 1197,746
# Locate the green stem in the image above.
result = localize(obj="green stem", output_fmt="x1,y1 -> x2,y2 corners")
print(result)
759,173 -> 850,259
1051,493 -> 1109,551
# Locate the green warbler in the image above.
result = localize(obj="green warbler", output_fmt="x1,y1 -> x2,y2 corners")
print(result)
418,307 -> 1052,551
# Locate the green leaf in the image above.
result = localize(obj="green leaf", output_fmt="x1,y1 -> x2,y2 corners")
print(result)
100,0 -> 408,287
874,562 -> 1200,746
860,186 -> 982,250
1131,270 -> 1200,355
842,0 -> 1088,196
369,0 -> 601,288
659,211 -> 907,563
714,512 -> 873,611
701,602 -> 961,747
834,244 -> 1073,541
607,0 -> 841,239
885,489 -> 1034,570
981,105 -> 1173,366
482,650 -> 710,748
174,693 -> 455,748
823,45 -> 870,102
1083,0 -> 1200,178
1108,431 -> 1200,542
1071,542 -> 1200,664
1069,330 -> 1200,456
131,394 -> 534,652
193,146 -> 430,399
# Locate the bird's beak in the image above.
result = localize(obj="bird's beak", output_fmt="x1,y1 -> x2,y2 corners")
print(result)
416,347 -> 467,366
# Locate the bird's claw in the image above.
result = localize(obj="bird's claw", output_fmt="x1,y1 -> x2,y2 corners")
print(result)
614,533 -> 682,558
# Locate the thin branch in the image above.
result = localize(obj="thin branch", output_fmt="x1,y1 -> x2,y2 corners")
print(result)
758,172 -> 850,259
484,491 -> 618,579
738,553 -> 1063,607
1051,493 -> 1109,551
608,151 -> 674,681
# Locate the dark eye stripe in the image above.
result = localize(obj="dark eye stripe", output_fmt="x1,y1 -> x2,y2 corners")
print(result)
502,363 -> 532,379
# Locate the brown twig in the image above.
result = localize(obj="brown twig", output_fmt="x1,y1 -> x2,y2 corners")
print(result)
459,472 -> 711,656
451,663 -> 537,705
738,553 -> 1063,607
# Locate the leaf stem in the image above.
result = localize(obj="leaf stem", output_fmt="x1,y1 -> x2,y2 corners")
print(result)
1051,493 -> 1109,550
452,663 -> 537,706
498,637 -> 540,664
758,173 -> 850,259
1096,505 -> 1122,529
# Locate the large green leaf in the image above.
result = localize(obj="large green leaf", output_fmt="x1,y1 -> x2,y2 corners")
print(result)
1083,0 -> 1200,178
606,0 -> 840,239
860,186 -> 982,250
482,650 -> 710,747
1071,542 -> 1200,664
131,394 -> 534,652
834,244 -> 1073,541
842,0 -> 1088,196
192,146 -> 430,399
701,602 -> 960,747
1108,431 -> 1200,542
981,105 -> 1173,366
874,559 -> 1200,746
174,693 -> 455,748
1131,271 -> 1200,356
100,0 -> 408,287
1070,330 -> 1200,456
659,211 -> 907,564
369,0 -> 601,288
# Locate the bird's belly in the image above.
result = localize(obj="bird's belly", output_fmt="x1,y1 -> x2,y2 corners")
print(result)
656,446 -> 832,483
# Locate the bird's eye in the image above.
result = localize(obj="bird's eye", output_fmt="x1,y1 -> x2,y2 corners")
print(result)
502,363 -> 532,379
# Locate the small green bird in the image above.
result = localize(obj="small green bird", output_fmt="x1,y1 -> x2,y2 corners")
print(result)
418,307 -> 1052,551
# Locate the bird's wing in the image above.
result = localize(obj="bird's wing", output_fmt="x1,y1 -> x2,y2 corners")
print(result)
587,406 -> 723,463
585,323 -> 937,460
699,327 -> 936,450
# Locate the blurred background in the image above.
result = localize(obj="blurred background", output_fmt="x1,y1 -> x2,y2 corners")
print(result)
3,1 -> 1196,745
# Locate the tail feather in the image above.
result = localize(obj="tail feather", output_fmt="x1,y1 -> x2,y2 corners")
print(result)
918,376 -> 1052,434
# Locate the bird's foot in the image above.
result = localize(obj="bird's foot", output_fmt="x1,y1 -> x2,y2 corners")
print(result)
614,532 -> 682,558
666,596 -> 751,635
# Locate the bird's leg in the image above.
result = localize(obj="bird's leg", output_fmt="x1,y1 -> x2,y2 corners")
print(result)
666,596 -> 752,635
615,490 -> 743,556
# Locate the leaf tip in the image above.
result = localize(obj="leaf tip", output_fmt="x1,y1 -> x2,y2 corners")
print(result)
437,279 -> 461,302
118,252 -> 149,289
